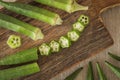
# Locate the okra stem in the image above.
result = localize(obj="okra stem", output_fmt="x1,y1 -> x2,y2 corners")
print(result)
0,13 -> 44,40
0,63 -> 40,80
0,48 -> 38,65
35,0 -> 88,13
0,1 -> 63,26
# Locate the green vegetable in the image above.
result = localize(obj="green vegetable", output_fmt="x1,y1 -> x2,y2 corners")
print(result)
105,61 -> 120,79
86,62 -> 94,80
0,13 -> 44,40
0,63 -> 40,80
96,62 -> 107,80
0,1 -> 63,26
108,52 -> 120,61
65,67 -> 83,80
78,15 -> 89,26
35,0 -> 88,13
49,40 -> 60,53
0,48 -> 38,65
73,22 -> 85,32
67,30 -> 80,42
39,43 -> 51,56
7,35 -> 21,49
59,36 -> 71,48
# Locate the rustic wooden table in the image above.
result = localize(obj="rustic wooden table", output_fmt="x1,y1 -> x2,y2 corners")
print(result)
0,1 -> 120,80
51,5 -> 120,80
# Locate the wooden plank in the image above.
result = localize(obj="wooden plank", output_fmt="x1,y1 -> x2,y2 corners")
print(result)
0,0 -> 119,80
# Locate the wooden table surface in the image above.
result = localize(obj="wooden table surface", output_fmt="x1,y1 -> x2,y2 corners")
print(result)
0,1 -> 120,80
51,5 -> 120,80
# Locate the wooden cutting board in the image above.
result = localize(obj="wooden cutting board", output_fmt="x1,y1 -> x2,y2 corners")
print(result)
0,0 -> 120,80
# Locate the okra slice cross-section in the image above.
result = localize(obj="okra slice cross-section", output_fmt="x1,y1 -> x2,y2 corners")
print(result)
7,35 -> 21,49
78,15 -> 89,26
49,40 -> 60,53
0,1 -> 63,26
67,30 -> 80,42
73,22 -> 85,32
39,43 -> 51,56
59,36 -> 71,48
0,13 -> 44,40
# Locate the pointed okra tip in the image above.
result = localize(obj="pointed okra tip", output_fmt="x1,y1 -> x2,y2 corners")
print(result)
55,15 -> 63,26
105,61 -> 112,67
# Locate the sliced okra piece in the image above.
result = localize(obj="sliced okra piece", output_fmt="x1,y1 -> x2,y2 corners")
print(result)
73,22 -> 85,32
67,30 -> 80,42
49,40 -> 60,53
7,35 -> 21,49
39,43 -> 51,56
59,36 -> 71,48
78,15 -> 89,26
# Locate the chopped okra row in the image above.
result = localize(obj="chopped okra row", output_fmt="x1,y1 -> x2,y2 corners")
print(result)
78,15 -> 89,26
59,36 -> 71,48
67,30 -> 80,42
73,22 -> 85,32
7,35 -> 21,49
49,40 -> 60,53
39,43 -> 51,56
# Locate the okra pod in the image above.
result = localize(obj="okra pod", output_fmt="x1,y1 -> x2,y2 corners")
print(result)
0,1 -> 63,26
0,13 -> 44,40
0,48 -> 38,65
78,15 -> 89,26
105,61 -> 120,79
86,62 -> 94,80
0,63 -> 40,80
96,62 -> 107,80
65,67 -> 83,80
35,0 -> 88,13
108,52 -> 120,61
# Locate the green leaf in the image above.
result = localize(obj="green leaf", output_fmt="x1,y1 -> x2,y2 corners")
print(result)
86,62 -> 94,80
65,67 -> 83,80
96,62 -> 107,80
108,52 -> 120,61
105,61 -> 120,79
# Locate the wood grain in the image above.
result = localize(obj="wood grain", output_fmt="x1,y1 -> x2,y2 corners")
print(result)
0,0 -> 119,80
